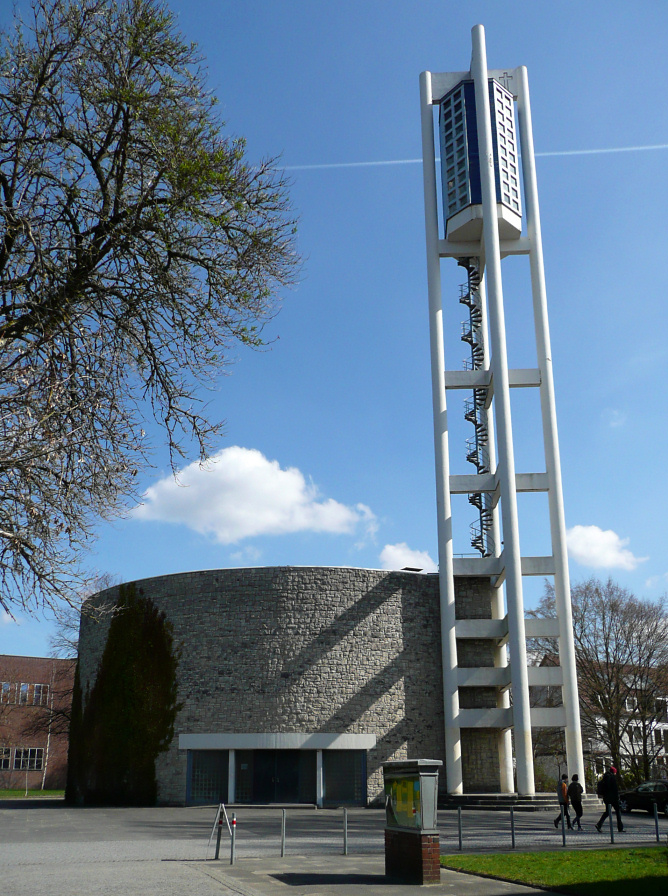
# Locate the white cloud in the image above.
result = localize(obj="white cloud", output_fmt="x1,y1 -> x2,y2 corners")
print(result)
602,409 -> 627,428
1,611 -> 14,626
354,504 -> 379,547
229,546 -> 262,564
644,573 -> 668,590
380,543 -> 438,573
133,446 -> 377,545
566,525 -> 648,571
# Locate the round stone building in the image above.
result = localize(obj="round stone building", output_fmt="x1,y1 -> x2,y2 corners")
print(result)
75,566 -> 499,806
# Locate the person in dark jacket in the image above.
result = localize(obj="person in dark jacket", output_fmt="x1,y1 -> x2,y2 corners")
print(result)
596,766 -> 624,832
568,773 -> 584,830
554,773 -> 572,829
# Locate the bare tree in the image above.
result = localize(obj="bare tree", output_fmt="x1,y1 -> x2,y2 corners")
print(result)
528,652 -> 567,788
620,599 -> 668,781
529,578 -> 668,781
48,571 -> 119,658
47,602 -> 84,662
8,574 -> 118,748
17,658 -> 76,740
0,0 -> 298,616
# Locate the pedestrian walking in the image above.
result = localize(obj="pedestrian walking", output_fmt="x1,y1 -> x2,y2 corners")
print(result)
568,773 -> 584,830
554,773 -> 572,829
595,766 -> 624,832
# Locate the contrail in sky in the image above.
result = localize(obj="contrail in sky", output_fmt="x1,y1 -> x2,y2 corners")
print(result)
536,143 -> 668,157
285,159 -> 422,171
285,143 -> 668,171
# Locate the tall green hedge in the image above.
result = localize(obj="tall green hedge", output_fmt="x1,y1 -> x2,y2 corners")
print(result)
66,584 -> 182,805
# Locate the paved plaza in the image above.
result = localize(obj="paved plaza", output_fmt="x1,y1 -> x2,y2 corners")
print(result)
1,800 -> 665,895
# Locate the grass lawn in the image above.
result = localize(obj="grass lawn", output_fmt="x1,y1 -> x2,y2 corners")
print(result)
0,789 -> 64,799
440,847 -> 668,896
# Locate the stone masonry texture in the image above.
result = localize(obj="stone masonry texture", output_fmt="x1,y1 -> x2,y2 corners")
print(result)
78,567 -> 500,804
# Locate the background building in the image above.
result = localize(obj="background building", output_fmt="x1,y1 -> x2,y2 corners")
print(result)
531,653 -> 668,787
0,654 -> 75,790
580,684 -> 668,784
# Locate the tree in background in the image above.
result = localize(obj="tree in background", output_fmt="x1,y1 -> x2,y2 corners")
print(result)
48,572 -> 119,659
66,582 -> 181,805
0,0 -> 298,616
14,573 -> 120,746
529,577 -> 668,783
528,653 -> 568,789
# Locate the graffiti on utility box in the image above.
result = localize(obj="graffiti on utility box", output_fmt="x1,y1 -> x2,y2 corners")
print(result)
385,776 -> 421,829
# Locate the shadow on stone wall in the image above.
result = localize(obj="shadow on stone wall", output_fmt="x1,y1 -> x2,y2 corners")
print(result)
274,577 -> 402,684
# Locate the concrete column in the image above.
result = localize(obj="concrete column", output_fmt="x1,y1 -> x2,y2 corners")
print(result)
477,272 -> 514,793
420,69 -> 462,793
515,65 -> 585,788
471,24 -> 534,795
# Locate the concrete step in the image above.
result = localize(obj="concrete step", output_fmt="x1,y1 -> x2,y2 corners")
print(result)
438,792 -> 602,812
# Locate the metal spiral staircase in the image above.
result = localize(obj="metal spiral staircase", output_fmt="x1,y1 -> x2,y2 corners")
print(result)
459,259 -> 494,557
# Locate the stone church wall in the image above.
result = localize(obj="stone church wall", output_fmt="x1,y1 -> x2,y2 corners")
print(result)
78,567 -> 497,804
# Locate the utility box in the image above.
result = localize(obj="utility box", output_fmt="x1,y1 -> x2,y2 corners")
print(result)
383,759 -> 442,885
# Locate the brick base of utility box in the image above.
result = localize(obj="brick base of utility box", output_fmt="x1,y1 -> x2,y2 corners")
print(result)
384,829 -> 441,885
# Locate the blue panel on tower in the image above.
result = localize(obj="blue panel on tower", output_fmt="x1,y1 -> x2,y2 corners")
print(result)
439,78 -> 521,241
463,82 -> 481,206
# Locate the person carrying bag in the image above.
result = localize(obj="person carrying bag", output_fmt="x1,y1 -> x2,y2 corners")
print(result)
554,773 -> 572,829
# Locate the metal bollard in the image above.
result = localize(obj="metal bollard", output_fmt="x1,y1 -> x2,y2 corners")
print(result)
510,806 -> 515,849
281,808 -> 286,857
607,805 -> 615,844
653,802 -> 660,843
230,813 -> 236,865
457,806 -> 462,851
560,806 -> 566,847
343,807 -> 348,855
214,813 -> 223,860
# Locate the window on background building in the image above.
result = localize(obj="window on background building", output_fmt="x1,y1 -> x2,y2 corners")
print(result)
18,683 -> 29,705
0,747 -> 10,770
0,682 -> 14,704
656,730 -> 664,748
13,748 -> 43,770
33,684 -> 49,706
625,696 -> 637,712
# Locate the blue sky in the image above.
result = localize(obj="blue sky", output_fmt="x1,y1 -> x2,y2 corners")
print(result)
4,0 -> 668,656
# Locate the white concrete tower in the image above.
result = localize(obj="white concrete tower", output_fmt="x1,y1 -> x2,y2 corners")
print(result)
420,25 -> 583,796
